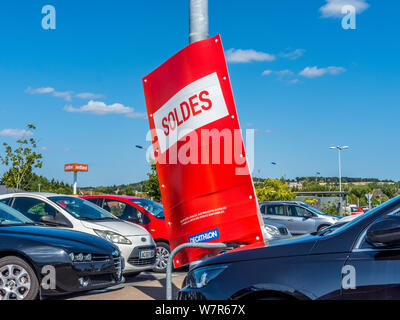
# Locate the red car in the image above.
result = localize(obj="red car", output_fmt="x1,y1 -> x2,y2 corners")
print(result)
350,206 -> 365,215
81,195 -> 170,273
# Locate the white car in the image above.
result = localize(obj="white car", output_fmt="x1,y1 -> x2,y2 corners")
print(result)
0,193 -> 156,275
262,219 -> 292,241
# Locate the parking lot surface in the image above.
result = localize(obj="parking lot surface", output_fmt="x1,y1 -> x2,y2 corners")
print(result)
64,271 -> 187,300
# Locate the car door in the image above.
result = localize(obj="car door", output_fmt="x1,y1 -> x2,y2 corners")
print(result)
343,218 -> 400,299
261,204 -> 290,226
286,205 -> 316,235
10,196 -> 70,226
102,198 -> 150,225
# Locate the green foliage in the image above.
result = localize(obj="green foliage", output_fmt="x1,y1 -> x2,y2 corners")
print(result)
27,174 -> 73,194
322,203 -> 340,216
256,179 -> 295,202
144,163 -> 161,202
0,124 -> 43,190
304,198 -> 318,205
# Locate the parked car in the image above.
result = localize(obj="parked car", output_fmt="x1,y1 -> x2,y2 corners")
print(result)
260,201 -> 339,235
262,219 -> 292,241
81,195 -> 169,273
0,201 -> 123,300
0,193 -> 156,276
179,196 -> 400,300
347,206 -> 365,216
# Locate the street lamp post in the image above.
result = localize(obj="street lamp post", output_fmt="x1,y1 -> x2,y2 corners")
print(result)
189,0 -> 209,44
329,146 -> 349,215
271,162 -> 284,179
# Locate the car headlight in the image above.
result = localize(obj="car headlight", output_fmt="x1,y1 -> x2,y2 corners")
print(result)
264,225 -> 280,237
94,229 -> 132,245
187,265 -> 228,289
69,252 -> 93,262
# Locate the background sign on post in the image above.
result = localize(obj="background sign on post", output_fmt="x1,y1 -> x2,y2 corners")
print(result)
143,34 -> 264,267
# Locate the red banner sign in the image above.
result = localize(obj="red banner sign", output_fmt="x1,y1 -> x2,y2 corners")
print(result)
64,163 -> 88,172
143,35 -> 264,267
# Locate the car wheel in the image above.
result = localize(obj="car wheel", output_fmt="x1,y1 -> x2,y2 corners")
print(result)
0,256 -> 39,300
317,224 -> 330,232
153,242 -> 171,273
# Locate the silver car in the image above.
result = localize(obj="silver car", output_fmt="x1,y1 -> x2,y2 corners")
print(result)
262,219 -> 292,241
260,201 -> 340,235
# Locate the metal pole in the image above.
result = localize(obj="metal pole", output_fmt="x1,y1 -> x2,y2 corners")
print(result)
166,242 -> 228,300
338,148 -> 342,193
73,172 -> 78,195
338,149 -> 342,215
189,0 -> 209,44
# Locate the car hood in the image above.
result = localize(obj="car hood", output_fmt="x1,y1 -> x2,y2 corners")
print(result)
0,226 -> 118,254
80,219 -> 149,236
263,220 -> 287,229
196,234 -> 318,268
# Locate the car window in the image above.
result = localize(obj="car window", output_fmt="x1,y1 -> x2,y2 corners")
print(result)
85,198 -> 100,206
130,199 -> 165,219
260,205 -> 266,214
103,199 -> 144,223
49,196 -> 115,221
0,198 -> 11,206
265,205 -> 285,216
12,197 -> 58,223
0,202 -> 33,225
288,205 -> 311,217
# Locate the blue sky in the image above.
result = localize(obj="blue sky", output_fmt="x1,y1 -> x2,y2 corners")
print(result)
0,0 -> 399,186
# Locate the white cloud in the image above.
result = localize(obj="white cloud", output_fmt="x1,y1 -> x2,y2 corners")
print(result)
280,49 -> 306,60
288,79 -> 300,84
320,0 -> 369,18
25,86 -> 73,101
26,86 -> 104,102
75,92 -> 104,99
275,69 -> 294,79
299,66 -> 346,78
64,100 -> 146,118
25,86 -> 55,94
0,128 -> 33,139
262,70 -> 273,76
226,48 -> 275,63
53,91 -> 73,101
262,69 -> 294,79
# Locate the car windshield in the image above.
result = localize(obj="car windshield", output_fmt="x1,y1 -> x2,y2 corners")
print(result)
318,196 -> 400,236
0,202 -> 34,226
300,203 -> 329,216
49,196 -> 116,221
130,199 -> 165,219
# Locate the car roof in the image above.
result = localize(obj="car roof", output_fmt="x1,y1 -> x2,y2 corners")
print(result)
83,195 -> 140,200
0,192 -> 65,199
259,201 -> 304,205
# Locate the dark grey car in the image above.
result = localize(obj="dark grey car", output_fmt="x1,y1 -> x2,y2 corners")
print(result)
260,201 -> 339,235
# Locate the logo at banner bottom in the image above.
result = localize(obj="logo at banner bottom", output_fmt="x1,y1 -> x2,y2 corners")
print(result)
189,228 -> 220,243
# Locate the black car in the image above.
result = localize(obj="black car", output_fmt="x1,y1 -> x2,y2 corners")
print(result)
0,202 -> 123,300
179,196 -> 400,300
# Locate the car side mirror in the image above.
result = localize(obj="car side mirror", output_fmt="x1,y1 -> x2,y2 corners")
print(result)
40,215 -> 70,227
366,215 -> 400,247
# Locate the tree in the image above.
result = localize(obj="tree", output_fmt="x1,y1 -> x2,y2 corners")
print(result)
0,124 -> 43,190
256,179 -> 295,202
144,163 -> 161,202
